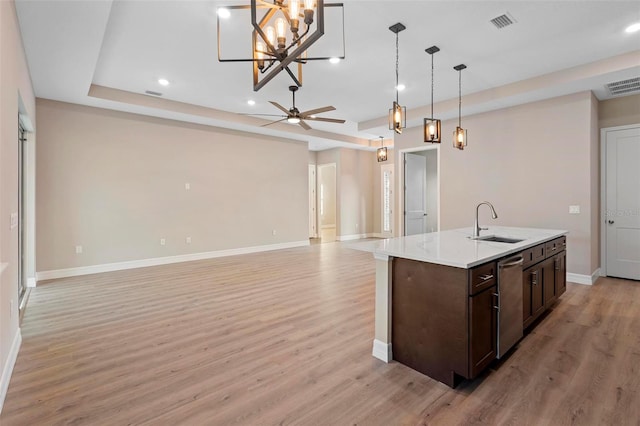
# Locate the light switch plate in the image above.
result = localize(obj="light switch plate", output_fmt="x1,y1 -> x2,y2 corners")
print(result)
569,205 -> 580,214
10,213 -> 18,229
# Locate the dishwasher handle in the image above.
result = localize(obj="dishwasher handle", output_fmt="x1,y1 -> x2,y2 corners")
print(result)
499,255 -> 524,268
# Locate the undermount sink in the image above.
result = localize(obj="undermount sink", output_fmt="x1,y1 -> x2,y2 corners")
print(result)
475,235 -> 525,244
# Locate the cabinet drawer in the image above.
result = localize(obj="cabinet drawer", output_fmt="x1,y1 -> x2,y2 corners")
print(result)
522,243 -> 546,269
469,262 -> 496,295
545,236 -> 566,255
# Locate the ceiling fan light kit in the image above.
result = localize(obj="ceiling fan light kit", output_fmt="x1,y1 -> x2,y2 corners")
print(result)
388,23 -> 406,134
423,45 -> 441,143
217,0 -> 345,91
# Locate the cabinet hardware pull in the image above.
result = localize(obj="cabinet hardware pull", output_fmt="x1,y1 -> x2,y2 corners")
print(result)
550,246 -> 557,251
531,270 -> 538,285
479,274 -> 494,281
555,259 -> 560,271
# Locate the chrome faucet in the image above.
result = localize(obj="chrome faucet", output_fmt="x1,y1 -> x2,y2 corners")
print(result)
473,201 -> 498,238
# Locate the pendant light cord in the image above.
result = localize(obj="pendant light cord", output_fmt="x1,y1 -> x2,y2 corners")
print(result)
395,32 -> 399,104
458,70 -> 462,128
430,53 -> 434,118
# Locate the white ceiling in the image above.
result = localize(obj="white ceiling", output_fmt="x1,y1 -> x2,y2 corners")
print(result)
15,0 -> 640,151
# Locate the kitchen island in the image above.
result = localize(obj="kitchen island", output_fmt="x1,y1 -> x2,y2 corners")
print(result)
351,226 -> 567,387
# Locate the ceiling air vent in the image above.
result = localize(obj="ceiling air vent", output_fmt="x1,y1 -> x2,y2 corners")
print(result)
490,12 -> 516,29
145,90 -> 163,96
606,77 -> 640,96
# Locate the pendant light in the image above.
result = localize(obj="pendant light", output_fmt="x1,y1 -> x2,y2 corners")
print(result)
424,46 -> 441,143
453,64 -> 467,150
388,23 -> 406,134
377,136 -> 388,162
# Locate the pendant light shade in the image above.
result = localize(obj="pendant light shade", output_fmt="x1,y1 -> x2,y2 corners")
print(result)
377,136 -> 388,162
388,23 -> 406,134
453,64 -> 467,150
424,45 -> 441,143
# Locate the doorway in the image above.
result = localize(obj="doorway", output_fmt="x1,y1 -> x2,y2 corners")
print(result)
402,148 -> 438,236
380,164 -> 394,238
317,163 -> 337,243
308,165 -> 317,238
18,120 -> 27,305
601,124 -> 640,281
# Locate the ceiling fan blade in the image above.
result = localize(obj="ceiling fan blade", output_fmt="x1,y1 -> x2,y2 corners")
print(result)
261,118 -> 288,127
269,101 -> 291,115
298,120 -> 312,130
238,113 -> 287,117
300,106 -> 335,116
304,117 -> 346,124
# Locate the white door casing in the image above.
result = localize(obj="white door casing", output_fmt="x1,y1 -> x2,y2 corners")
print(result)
404,153 -> 427,236
602,125 -> 640,280
381,164 -> 394,238
308,165 -> 317,238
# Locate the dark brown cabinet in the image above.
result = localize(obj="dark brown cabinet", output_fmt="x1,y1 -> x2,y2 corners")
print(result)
469,285 -> 497,377
522,236 -> 567,329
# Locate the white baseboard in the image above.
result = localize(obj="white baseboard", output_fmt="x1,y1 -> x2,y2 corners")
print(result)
337,233 -> 379,242
567,268 -> 601,285
27,277 -> 36,288
36,240 -> 310,281
0,329 -> 21,414
372,339 -> 392,363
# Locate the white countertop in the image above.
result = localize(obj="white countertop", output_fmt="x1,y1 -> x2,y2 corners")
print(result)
350,226 -> 567,268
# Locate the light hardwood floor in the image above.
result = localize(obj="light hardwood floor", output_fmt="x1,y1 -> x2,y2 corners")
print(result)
2,242 -> 639,425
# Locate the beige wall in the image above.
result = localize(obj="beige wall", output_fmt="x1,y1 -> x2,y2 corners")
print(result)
598,93 -> 640,129
338,148 -> 374,237
395,91 -> 599,276
1,0 -> 36,406
308,150 -> 317,165
36,100 -> 309,272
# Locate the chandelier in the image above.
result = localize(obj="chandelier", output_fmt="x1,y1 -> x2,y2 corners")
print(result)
217,1 -> 345,91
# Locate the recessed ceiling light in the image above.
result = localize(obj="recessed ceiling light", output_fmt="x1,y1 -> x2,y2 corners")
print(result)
247,100 -> 256,106
218,8 -> 231,19
158,78 -> 170,86
396,84 -> 406,91
625,22 -> 640,33
329,57 -> 340,64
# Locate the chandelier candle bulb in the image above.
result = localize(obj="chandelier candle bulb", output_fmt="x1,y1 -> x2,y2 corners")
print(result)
265,26 -> 276,48
303,0 -> 315,24
256,41 -> 266,69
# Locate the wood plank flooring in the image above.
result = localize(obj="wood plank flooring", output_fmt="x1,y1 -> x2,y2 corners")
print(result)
2,242 -> 639,425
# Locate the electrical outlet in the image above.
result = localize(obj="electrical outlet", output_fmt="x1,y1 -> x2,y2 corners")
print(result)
160,238 -> 166,246
10,213 -> 18,229
75,245 -> 83,254
186,237 -> 191,244
569,205 -> 581,214
185,183 -> 191,190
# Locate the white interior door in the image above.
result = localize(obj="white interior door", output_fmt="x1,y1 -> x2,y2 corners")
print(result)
605,126 -> 640,280
308,165 -> 317,238
381,164 -> 394,237
404,153 -> 427,236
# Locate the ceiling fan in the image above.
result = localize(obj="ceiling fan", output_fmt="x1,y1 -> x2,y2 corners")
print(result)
244,86 -> 346,130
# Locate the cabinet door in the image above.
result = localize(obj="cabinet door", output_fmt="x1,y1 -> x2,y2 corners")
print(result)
469,286 -> 497,378
523,265 -> 544,328
542,257 -> 556,306
556,251 -> 567,297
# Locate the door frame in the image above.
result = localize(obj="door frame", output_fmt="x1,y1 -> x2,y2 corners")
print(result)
397,145 -> 440,237
380,163 -> 394,238
308,164 -> 317,238
600,123 -> 640,277
317,162 -> 337,239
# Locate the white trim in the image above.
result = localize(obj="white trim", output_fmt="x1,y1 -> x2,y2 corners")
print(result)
372,339 -> 392,362
36,240 -> 310,281
26,277 -> 36,288
0,329 -> 22,414
336,233 -> 371,242
567,269 -> 601,285
371,233 -> 385,239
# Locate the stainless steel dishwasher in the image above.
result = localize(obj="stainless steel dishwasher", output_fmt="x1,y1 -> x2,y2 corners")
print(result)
496,255 -> 524,358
